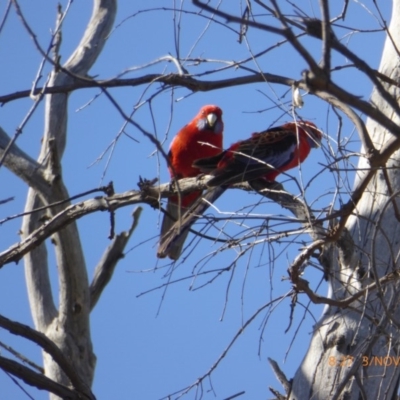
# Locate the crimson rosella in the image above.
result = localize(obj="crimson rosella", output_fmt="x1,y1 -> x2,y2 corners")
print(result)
157,105 -> 224,260
194,121 -> 322,185
158,121 -> 322,257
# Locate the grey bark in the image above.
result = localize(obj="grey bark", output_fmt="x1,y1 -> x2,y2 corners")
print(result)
20,1 -> 117,398
290,1 -> 400,399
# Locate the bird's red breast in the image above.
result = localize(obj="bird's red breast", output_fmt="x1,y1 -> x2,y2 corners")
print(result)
158,105 -> 225,260
168,104 -> 224,206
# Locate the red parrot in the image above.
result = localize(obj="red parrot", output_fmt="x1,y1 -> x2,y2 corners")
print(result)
194,121 -> 322,185
158,120 -> 322,256
157,105 -> 224,260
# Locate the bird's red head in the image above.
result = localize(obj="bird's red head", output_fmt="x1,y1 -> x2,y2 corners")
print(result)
195,105 -> 224,135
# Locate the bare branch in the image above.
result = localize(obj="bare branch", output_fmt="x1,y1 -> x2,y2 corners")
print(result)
0,340 -> 44,373
0,196 -> 14,205
193,0 -> 284,36
299,17 -> 400,120
90,207 -> 143,311
319,0 -> 332,76
268,357 -> 291,395
0,175 -> 327,268
0,0 -> 12,35
0,127 -> 50,198
0,313 -> 94,399
0,356 -> 85,400
63,0 -> 116,74
0,72 -> 295,105
2,177 -> 208,267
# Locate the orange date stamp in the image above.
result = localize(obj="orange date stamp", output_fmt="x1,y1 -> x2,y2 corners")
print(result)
329,355 -> 400,367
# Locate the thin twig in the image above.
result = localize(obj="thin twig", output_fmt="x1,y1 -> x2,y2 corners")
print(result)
0,340 -> 44,373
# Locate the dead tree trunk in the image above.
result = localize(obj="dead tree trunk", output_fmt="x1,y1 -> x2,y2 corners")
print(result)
291,1 -> 400,398
21,1 -> 117,398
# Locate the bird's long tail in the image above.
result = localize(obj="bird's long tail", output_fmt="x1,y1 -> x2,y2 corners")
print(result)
157,187 -> 225,260
157,200 -> 189,260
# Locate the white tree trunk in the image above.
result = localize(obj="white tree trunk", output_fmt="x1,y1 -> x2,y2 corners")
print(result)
21,1 -> 117,398
291,1 -> 400,398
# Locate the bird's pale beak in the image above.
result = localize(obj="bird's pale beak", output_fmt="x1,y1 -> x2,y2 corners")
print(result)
207,113 -> 217,127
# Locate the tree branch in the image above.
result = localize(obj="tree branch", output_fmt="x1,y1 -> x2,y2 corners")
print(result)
0,127 -> 50,198
1,177 -> 208,268
0,356 -> 86,400
0,313 -> 95,399
268,357 -> 291,395
90,207 -> 143,311
0,72 -> 294,104
0,175 -> 327,268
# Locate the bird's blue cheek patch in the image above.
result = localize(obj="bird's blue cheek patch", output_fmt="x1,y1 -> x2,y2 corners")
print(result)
197,118 -> 207,130
214,120 -> 223,134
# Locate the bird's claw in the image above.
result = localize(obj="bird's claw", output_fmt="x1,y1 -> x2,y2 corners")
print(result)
138,176 -> 158,190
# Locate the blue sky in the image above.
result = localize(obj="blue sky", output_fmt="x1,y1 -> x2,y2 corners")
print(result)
0,1 -> 392,399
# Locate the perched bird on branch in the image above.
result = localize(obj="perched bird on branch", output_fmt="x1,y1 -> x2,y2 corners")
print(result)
158,120 -> 323,259
194,121 -> 322,185
157,105 -> 224,260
